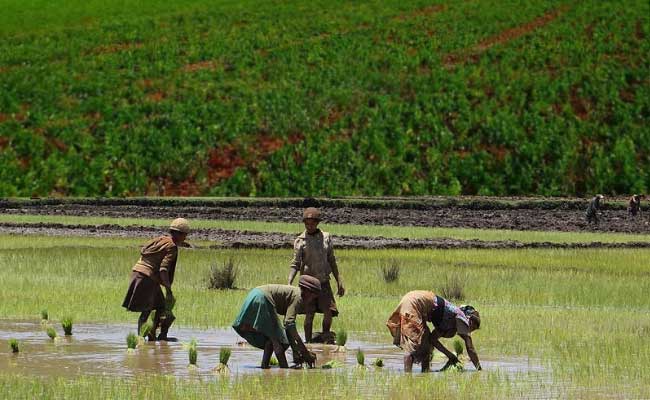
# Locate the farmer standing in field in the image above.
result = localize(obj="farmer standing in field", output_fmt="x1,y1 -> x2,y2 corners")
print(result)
627,194 -> 643,217
288,207 -> 345,344
387,290 -> 482,372
585,194 -> 605,225
232,276 -> 320,369
122,218 -> 190,341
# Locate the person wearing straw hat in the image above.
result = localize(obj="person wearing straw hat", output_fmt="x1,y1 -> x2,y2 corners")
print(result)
585,194 -> 605,225
387,290 -> 482,372
122,218 -> 190,341
233,275 -> 321,369
288,207 -> 345,344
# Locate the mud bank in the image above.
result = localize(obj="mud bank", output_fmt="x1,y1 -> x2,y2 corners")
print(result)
2,200 -> 648,233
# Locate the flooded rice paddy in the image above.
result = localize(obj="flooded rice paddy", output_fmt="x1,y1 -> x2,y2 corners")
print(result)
1,320 -> 545,380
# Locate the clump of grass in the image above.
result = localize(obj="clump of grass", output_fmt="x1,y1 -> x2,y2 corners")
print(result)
61,317 -> 73,336
208,258 -> 238,290
269,356 -> 279,366
9,339 -> 19,353
336,328 -> 347,347
46,326 -> 57,340
188,339 -> 198,366
126,332 -> 138,350
373,358 -> 384,368
454,339 -> 464,356
381,260 -> 400,283
440,274 -> 465,301
40,309 -> 48,321
356,348 -> 365,366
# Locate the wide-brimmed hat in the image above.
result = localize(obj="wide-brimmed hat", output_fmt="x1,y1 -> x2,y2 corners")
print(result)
169,218 -> 190,234
298,275 -> 321,293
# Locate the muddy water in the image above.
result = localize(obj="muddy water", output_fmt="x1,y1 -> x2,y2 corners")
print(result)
0,320 -> 544,379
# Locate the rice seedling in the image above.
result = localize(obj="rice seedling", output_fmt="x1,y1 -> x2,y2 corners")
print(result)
46,326 -> 57,340
40,309 -> 48,321
381,260 -> 400,283
269,356 -> 279,366
453,339 -> 464,357
139,316 -> 154,339
8,339 -> 19,353
188,339 -> 198,366
373,358 -> 384,368
356,348 -> 365,367
208,258 -> 238,290
440,273 -> 465,301
321,360 -> 344,369
213,347 -> 232,375
335,328 -> 347,350
61,316 -> 73,336
126,333 -> 138,351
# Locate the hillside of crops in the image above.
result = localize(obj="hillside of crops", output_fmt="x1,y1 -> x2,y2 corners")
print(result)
0,0 -> 648,197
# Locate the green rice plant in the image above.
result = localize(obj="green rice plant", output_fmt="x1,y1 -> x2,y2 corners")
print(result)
139,317 -> 154,339
356,348 -> 365,366
335,328 -> 348,347
454,339 -> 464,357
61,316 -> 73,336
46,326 -> 57,340
373,358 -> 384,368
269,356 -> 279,366
40,309 -> 48,321
188,339 -> 198,365
381,260 -> 400,283
213,347 -> 232,374
321,360 -> 344,369
126,333 -> 138,350
208,258 -> 238,290
8,339 -> 19,353
440,273 -> 465,301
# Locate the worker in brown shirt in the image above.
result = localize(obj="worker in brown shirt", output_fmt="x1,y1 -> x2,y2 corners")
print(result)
288,207 -> 345,343
122,218 -> 189,341
628,194 -> 644,217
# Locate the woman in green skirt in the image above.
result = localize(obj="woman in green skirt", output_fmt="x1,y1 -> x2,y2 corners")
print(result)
233,275 -> 321,368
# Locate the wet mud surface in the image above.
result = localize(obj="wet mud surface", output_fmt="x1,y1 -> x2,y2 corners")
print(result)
2,222 -> 650,250
0,320 -> 544,379
1,201 -> 649,234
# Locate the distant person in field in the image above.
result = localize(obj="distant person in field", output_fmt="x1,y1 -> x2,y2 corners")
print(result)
232,276 -> 320,369
387,291 -> 482,373
122,218 -> 190,341
288,207 -> 345,344
628,194 -> 643,217
585,194 -> 605,225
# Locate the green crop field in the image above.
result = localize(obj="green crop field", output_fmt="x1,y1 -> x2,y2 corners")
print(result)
1,234 -> 650,398
1,0 -> 648,197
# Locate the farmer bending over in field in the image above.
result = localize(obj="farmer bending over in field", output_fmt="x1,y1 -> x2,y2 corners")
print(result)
628,194 -> 643,217
288,207 -> 345,344
585,194 -> 604,225
387,291 -> 482,372
122,218 -> 190,341
232,276 -> 320,369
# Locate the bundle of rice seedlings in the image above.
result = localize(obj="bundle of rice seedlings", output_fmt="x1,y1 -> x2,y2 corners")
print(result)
334,328 -> 347,352
269,356 -> 279,366
40,309 -> 48,323
213,347 -> 232,374
9,339 -> 19,354
207,258 -> 238,290
356,348 -> 366,369
126,333 -> 138,349
140,320 -> 154,339
188,339 -> 198,367
453,339 -> 464,357
321,360 -> 344,369
61,317 -> 73,336
381,260 -> 400,283
46,326 -> 58,341
373,358 -> 384,368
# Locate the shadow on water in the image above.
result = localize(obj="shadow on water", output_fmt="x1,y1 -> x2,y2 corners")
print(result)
0,320 -> 546,380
